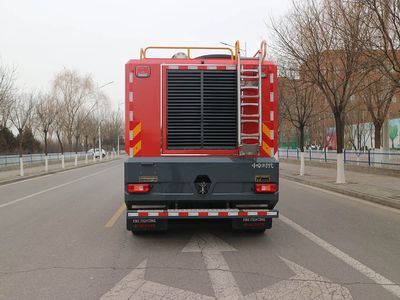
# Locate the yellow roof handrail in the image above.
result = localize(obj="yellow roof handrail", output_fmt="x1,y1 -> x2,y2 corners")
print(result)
140,45 -> 235,60
253,40 -> 267,60
235,40 -> 240,59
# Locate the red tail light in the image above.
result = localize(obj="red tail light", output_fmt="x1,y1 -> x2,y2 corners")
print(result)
255,183 -> 277,193
128,183 -> 150,193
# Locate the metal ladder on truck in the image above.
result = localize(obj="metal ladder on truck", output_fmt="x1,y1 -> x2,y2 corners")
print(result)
236,41 -> 267,155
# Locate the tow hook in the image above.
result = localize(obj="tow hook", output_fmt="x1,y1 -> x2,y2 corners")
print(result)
198,182 -> 207,195
194,175 -> 211,195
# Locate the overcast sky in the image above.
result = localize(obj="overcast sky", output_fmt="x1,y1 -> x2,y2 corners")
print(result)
0,0 -> 292,110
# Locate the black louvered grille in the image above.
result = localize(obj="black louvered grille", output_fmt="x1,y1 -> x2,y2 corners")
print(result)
167,70 -> 237,150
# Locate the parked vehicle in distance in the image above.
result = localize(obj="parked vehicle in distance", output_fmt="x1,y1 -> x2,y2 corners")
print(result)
87,148 -> 106,158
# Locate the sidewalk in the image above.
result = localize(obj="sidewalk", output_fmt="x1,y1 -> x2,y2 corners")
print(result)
0,157 -> 121,185
280,160 -> 400,209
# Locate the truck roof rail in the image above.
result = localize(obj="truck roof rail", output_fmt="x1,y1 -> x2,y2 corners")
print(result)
140,45 -> 235,60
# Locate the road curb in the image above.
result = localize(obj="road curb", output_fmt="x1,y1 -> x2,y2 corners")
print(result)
0,158 -> 122,186
280,173 -> 400,210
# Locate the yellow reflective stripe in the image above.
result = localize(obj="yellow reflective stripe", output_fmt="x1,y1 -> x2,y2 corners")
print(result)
262,123 -> 270,139
133,141 -> 142,156
262,141 -> 271,157
133,122 -> 142,139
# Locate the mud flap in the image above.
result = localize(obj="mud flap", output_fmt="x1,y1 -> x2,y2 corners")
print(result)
232,217 -> 272,230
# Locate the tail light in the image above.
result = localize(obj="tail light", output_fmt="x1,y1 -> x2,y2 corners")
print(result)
255,183 -> 277,193
128,183 -> 150,193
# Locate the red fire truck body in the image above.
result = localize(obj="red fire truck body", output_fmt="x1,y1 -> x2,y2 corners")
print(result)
124,42 -> 279,233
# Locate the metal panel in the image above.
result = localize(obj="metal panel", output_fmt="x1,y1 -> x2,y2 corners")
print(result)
167,70 -> 237,149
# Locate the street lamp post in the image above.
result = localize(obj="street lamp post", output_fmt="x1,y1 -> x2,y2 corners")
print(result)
97,81 -> 114,161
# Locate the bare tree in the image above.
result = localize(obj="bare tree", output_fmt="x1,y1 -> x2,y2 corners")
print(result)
73,110 -> 86,153
0,62 -> 16,128
52,69 -> 95,151
53,99 -> 66,155
279,74 -> 325,152
10,92 -> 35,156
101,110 -> 124,150
279,70 -> 326,175
272,0 -> 372,183
81,114 -> 97,152
344,101 -> 370,150
362,0 -> 400,88
36,92 -> 58,155
360,73 -> 396,148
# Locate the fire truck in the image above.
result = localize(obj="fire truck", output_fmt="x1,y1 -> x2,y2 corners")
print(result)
124,41 -> 279,233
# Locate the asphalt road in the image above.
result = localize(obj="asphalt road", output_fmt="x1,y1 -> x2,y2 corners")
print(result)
0,158 -> 399,299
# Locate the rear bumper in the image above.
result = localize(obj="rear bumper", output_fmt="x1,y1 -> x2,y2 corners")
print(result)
126,208 -> 279,231
124,156 -> 279,208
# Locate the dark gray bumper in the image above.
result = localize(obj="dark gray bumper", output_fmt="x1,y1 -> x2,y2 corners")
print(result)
124,156 -> 279,208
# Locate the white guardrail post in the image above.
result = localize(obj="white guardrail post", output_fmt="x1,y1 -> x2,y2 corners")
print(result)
74,153 -> 78,167
85,153 -> 88,164
61,154 -> 65,169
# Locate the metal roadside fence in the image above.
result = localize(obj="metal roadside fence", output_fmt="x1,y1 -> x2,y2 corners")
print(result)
0,152 -> 87,168
278,148 -> 400,169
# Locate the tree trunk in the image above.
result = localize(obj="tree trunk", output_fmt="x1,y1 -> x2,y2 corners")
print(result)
44,130 -> 48,155
74,135 -> 80,153
56,130 -> 64,154
392,139 -> 395,149
333,111 -> 346,184
334,112 -> 345,153
374,122 -> 382,149
297,125 -> 305,176
84,135 -> 88,152
18,128 -> 23,157
299,125 -> 305,152
67,135 -> 73,152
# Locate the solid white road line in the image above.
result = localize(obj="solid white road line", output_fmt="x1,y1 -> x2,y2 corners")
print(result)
0,165 -> 119,210
280,214 -> 400,298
